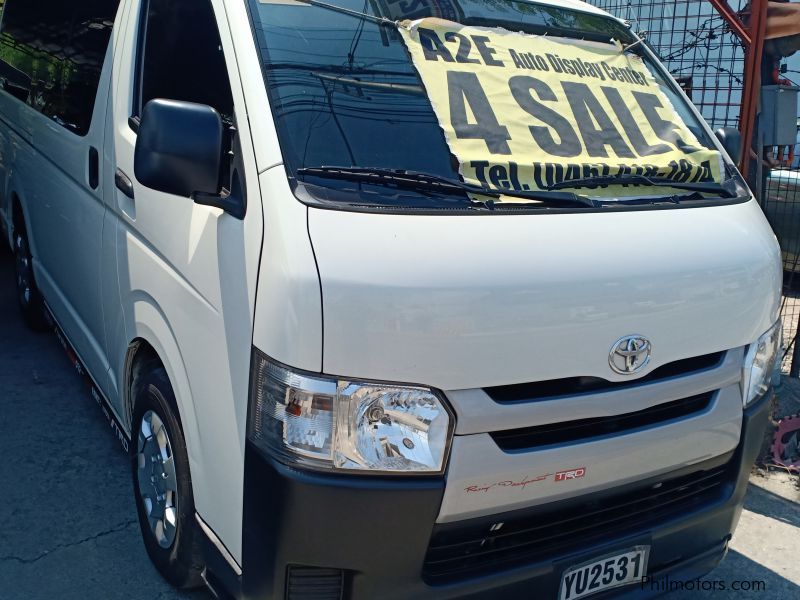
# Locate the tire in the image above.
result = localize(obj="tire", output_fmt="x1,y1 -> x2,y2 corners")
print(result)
131,364 -> 204,589
13,227 -> 49,331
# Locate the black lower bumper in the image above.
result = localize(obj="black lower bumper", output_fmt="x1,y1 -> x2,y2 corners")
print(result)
232,392 -> 771,600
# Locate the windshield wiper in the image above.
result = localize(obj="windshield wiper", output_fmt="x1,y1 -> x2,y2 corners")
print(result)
547,174 -> 737,198
297,166 -> 598,208
600,191 -> 704,206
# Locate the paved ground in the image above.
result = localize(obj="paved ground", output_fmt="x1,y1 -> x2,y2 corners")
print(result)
0,241 -> 798,600
0,244 -> 210,600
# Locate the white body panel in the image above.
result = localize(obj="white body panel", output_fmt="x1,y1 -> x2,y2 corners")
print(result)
103,0 -> 265,562
252,168 -> 323,372
438,351 -> 745,522
446,347 -> 744,435
440,384 -> 743,522
0,41 -> 115,398
308,200 -> 781,391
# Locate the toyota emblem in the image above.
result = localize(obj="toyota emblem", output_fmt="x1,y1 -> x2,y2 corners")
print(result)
609,335 -> 652,375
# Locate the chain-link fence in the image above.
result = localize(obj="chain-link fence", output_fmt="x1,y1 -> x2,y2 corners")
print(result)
764,148 -> 800,373
592,1 -> 747,128
591,0 -> 800,374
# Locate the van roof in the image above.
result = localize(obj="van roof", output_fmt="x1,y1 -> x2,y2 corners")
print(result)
524,0 -> 620,20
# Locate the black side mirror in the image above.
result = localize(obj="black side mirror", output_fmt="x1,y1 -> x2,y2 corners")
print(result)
134,99 -> 244,218
135,99 -> 223,197
714,127 -> 742,164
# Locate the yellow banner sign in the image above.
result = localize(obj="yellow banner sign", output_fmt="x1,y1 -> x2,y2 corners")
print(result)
399,18 -> 723,196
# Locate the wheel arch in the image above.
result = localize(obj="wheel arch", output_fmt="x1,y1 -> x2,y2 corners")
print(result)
10,191 -> 27,236
122,305 -> 202,472
9,186 -> 33,252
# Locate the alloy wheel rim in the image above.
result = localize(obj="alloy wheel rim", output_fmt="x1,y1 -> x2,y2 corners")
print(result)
137,410 -> 179,548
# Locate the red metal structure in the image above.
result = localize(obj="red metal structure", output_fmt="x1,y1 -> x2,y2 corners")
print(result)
592,0 -> 769,180
707,0 -> 769,178
708,0 -> 754,44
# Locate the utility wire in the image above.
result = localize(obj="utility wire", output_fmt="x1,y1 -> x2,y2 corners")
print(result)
292,0 -> 397,27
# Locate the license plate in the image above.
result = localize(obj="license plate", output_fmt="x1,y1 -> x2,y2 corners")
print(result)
558,546 -> 649,600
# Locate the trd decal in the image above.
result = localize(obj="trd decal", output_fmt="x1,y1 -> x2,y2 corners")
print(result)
465,473 -> 551,493
92,386 -> 130,453
52,309 -> 130,453
555,467 -> 586,481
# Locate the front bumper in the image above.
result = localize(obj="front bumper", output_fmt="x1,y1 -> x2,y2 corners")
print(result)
236,391 -> 771,600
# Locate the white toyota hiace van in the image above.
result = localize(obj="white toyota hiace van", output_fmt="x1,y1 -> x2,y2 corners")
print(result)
0,0 -> 782,599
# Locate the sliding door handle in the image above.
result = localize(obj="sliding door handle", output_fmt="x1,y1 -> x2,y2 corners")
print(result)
115,168 -> 135,199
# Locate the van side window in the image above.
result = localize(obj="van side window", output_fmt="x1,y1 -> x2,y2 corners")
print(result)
135,0 -> 233,121
0,0 -> 119,136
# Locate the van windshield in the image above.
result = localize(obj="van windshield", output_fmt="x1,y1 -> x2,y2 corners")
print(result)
249,0 -> 734,209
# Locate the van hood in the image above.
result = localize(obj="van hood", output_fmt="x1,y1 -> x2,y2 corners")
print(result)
307,200 -> 781,391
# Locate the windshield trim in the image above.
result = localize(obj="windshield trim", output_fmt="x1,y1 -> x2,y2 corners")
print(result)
292,175 -> 751,216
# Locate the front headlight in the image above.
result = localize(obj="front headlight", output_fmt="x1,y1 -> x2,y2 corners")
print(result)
248,350 -> 454,474
742,321 -> 781,407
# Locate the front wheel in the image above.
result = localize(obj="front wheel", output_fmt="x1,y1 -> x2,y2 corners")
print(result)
13,228 -> 49,331
131,364 -> 204,589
